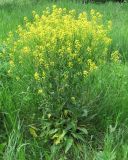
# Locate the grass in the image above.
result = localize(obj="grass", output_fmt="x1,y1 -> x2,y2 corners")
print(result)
0,0 -> 128,159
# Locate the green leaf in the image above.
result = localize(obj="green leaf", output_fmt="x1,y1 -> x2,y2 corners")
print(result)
77,127 -> 88,135
65,138 -> 73,153
50,129 -> 59,135
71,133 -> 85,142
53,130 -> 67,145
82,109 -> 88,117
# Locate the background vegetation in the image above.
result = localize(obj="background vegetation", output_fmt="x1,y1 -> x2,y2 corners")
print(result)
0,0 -> 128,159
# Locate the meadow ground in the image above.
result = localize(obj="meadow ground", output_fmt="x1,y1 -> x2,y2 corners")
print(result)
0,0 -> 128,159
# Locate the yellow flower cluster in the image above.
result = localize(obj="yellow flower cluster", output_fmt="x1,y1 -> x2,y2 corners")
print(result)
5,5 -> 113,95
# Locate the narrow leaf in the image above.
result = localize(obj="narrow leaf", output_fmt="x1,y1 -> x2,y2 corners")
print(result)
65,138 -> 73,153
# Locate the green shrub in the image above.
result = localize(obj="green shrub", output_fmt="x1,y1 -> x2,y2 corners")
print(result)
2,6 -> 119,158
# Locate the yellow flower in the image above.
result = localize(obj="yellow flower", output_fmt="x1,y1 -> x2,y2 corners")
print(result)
69,9 -> 76,16
83,70 -> 88,77
90,9 -> 95,16
67,47 -> 72,54
42,71 -> 46,79
87,47 -> 91,53
34,14 -> 39,20
34,72 -> 39,80
22,46 -> 30,54
24,16 -> 28,22
38,89 -> 43,94
88,59 -> 98,72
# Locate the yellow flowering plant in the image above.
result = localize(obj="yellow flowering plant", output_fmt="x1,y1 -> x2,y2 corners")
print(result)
2,5 -> 118,157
